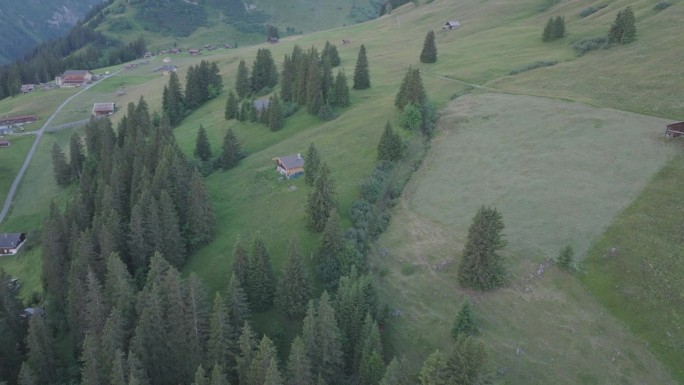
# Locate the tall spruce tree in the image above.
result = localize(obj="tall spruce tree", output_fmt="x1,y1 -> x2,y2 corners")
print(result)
162,71 -> 185,126
317,209 -> 343,286
619,7 -> 636,43
446,336 -> 487,385
267,94 -> 285,131
251,48 -> 278,93
379,357 -> 411,385
225,273 -> 250,336
195,125 -> 212,162
278,240 -> 312,319
246,234 -> 276,311
314,291 -> 343,383
225,90 -> 239,120
353,44 -> 371,90
542,17 -> 554,41
186,169 -> 216,251
280,54 -> 296,103
394,67 -> 426,111
306,162 -> 336,233
52,142 -> 72,186
418,350 -> 448,385
232,237 -> 250,287
457,206 -> 506,291
235,60 -> 251,99
553,16 -> 565,39
207,293 -> 234,376
287,336 -> 314,385
322,41 -> 341,67
377,121 -> 403,162
306,50 -> 323,115
451,299 -> 478,338
69,132 -> 85,178
0,268 -> 26,383
304,143 -> 321,186
236,323 -> 257,385
219,128 -> 243,170
420,30 -> 437,63
332,70 -> 350,108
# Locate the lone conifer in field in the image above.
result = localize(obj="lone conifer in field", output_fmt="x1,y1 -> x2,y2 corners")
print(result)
609,7 -> 636,44
332,70 -> 350,108
353,45 -> 371,90
451,299 -> 478,339
542,17 -> 554,41
420,30 -> 437,63
457,206 -> 506,290
557,245 -> 574,271
394,67 -> 426,111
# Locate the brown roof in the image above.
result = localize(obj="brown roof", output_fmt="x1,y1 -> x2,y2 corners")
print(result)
93,102 -> 116,112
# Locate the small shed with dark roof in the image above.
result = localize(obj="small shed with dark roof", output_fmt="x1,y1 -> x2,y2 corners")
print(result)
273,154 -> 304,179
666,122 -> 684,138
92,102 -> 116,117
0,233 -> 26,255
443,20 -> 461,29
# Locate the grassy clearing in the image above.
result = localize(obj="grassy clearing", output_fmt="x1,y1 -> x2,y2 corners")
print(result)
0,88 -> 78,131
581,155 -> 684,382
0,135 -> 33,209
372,93 -> 678,383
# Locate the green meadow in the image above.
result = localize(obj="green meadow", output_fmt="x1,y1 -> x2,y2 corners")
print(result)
0,0 -> 683,382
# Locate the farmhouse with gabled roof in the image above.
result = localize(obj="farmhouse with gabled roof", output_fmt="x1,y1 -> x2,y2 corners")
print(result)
0,233 -> 26,255
56,70 -> 94,87
273,154 -> 304,179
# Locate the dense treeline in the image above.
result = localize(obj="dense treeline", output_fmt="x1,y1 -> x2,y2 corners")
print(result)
162,60 -> 223,126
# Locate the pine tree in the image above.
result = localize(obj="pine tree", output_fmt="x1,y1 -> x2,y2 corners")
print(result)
235,60 -> 251,99
185,65 -> 202,110
0,268 -> 26,382
163,71 -> 185,126
446,336 -> 487,385
158,190 -> 186,267
263,360 -> 283,385
232,236 -> 250,286
225,273 -> 250,334
184,273 -> 210,377
248,336 -> 279,385
127,350 -> 150,385
247,233 -> 276,311
186,168 -> 216,251
379,357 -> 411,385
251,48 -> 278,93
322,41 -> 341,67
306,50 -> 323,115
69,132 -> 85,178
52,142 -> 72,186
420,30 -> 437,63
195,125 -> 212,162
457,206 -> 506,291
318,209 -> 343,286
394,67 -> 426,111
207,293 -> 234,375
278,240 -> 312,319
280,54 -> 296,102
451,299 -> 478,338
314,291 -> 343,383
219,128 -> 243,170
104,254 -> 135,326
304,143 -> 321,186
608,9 -> 624,44
210,364 -> 229,385
353,44 -> 371,90
268,94 -> 285,131
18,362 -> 38,385
377,122 -> 403,162
620,7 -> 636,43
287,336 -> 314,385
109,349 -> 127,385
332,70 -> 350,108
557,245 -> 574,271
80,332 -> 105,385
321,56 -> 334,104
236,323 -> 257,385
418,350 -> 448,385
225,90 -> 239,120
542,17 -> 554,42
193,364 -> 209,385
26,315 -> 59,384
553,16 -> 566,39
359,317 -> 385,385
306,163 -> 336,233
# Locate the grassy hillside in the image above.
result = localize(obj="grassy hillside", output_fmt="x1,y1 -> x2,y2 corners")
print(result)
0,0 -> 683,382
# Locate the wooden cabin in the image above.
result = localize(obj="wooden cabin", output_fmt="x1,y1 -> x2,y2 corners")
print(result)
442,20 -> 461,30
273,154 -> 305,179
92,102 -> 116,117
56,70 -> 94,87
0,115 -> 37,126
0,140 -> 11,147
0,233 -> 26,255
665,122 -> 684,138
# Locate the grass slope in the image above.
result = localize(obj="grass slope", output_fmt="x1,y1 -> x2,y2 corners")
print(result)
0,0 -> 682,380
581,155 -> 684,381
374,93 -> 678,384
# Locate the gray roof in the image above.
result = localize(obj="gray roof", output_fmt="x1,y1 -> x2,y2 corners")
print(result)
254,99 -> 271,111
0,233 -> 24,249
277,154 -> 304,169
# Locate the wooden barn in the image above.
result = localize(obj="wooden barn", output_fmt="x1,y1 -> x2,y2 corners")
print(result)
0,233 -> 26,255
0,140 -> 11,147
0,115 -> 37,126
442,20 -> 461,30
92,102 -> 116,117
20,84 -> 35,93
665,122 -> 684,138
273,154 -> 304,179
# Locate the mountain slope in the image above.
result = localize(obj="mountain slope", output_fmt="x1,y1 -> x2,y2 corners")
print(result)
0,0 -> 108,64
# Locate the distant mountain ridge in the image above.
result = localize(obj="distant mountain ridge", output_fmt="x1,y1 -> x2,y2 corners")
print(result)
0,0 -> 108,64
